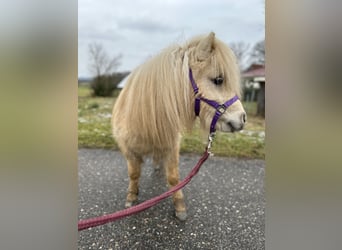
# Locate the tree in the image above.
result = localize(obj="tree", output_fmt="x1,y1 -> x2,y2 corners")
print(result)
88,43 -> 122,76
229,41 -> 250,70
88,43 -> 122,96
249,40 -> 265,65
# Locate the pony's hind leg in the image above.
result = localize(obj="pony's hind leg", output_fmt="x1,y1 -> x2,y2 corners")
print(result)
125,157 -> 142,208
165,148 -> 187,221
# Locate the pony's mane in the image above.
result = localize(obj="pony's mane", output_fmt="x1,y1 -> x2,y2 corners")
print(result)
113,35 -> 241,150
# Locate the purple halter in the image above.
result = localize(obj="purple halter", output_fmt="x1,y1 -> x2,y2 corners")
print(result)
189,68 -> 239,134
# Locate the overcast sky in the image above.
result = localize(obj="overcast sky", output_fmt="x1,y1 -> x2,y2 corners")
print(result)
78,0 -> 264,77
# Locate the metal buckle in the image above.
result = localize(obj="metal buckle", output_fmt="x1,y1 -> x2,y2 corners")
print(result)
217,105 -> 226,114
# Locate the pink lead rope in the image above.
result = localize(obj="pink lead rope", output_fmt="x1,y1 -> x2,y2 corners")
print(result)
78,68 -> 234,231
78,149 -> 211,231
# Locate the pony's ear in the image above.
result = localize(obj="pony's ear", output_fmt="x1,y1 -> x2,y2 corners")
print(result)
196,32 -> 215,61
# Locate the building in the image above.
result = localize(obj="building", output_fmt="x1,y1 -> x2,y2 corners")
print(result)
241,64 -> 265,117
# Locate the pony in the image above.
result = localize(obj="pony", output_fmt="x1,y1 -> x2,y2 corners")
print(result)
112,32 -> 246,220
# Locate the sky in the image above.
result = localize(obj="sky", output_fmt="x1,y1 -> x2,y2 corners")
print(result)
78,0 -> 264,77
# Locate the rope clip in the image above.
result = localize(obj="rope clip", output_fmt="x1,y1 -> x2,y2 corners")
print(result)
206,132 -> 216,156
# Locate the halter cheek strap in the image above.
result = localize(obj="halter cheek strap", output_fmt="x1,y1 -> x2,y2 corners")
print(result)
189,68 -> 239,134
189,69 -> 201,116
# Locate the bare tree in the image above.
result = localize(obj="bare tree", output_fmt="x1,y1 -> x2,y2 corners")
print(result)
88,42 -> 122,77
88,42 -> 122,96
250,40 -> 265,65
229,41 -> 250,70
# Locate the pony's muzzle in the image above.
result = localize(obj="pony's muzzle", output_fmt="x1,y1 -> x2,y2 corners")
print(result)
226,111 -> 246,132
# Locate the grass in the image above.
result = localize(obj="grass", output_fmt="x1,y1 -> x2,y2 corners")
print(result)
78,84 -> 93,97
78,86 -> 265,159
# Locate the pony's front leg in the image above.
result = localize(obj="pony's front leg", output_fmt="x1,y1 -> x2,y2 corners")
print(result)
125,157 -> 142,208
165,148 -> 187,221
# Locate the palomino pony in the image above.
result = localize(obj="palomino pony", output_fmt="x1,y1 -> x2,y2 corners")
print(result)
112,32 -> 246,220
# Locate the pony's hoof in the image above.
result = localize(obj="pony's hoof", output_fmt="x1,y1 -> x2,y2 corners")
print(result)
125,201 -> 133,208
175,211 -> 187,221
126,191 -> 138,208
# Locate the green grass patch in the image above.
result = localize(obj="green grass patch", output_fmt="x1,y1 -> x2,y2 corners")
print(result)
78,94 -> 117,149
243,101 -> 257,115
180,123 -> 264,158
78,86 -> 265,159
78,85 -> 92,97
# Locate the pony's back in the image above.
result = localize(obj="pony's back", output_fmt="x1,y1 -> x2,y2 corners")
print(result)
112,45 -> 193,155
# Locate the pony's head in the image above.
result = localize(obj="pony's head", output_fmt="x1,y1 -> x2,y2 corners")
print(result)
186,32 -> 246,133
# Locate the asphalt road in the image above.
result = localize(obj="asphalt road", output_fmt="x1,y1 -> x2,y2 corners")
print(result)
78,149 -> 265,250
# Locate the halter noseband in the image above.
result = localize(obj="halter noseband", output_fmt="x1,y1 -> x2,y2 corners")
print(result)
189,68 -> 239,135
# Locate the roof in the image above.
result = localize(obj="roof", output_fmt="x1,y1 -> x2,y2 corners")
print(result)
241,64 -> 265,78
117,74 -> 130,88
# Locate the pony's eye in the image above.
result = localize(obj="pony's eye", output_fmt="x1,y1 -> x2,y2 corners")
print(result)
212,77 -> 224,85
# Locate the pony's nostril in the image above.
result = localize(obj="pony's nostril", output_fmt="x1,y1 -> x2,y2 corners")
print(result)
241,113 -> 247,123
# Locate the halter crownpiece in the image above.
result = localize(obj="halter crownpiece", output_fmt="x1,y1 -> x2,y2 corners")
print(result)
189,68 -> 239,135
